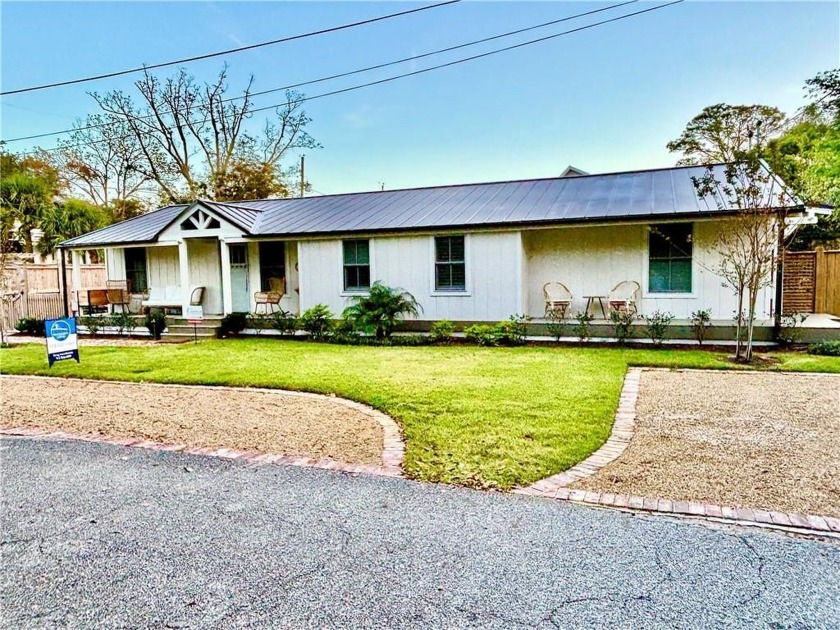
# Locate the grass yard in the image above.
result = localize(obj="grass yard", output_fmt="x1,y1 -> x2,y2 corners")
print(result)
1,339 -> 838,489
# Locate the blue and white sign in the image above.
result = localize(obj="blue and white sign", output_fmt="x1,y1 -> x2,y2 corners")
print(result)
45,317 -> 80,367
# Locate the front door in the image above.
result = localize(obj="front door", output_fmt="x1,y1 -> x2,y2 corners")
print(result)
229,244 -> 250,312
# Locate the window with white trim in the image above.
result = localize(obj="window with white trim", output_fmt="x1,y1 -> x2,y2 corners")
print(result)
434,235 -> 466,292
343,239 -> 370,291
648,224 -> 693,293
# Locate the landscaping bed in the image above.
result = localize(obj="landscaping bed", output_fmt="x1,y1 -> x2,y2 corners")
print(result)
572,370 -> 840,517
1,376 -> 384,466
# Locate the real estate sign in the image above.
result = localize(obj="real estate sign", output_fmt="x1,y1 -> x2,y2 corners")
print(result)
45,317 -> 80,367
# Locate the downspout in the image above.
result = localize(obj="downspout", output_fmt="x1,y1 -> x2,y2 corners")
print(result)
58,246 -> 70,318
772,209 -> 786,340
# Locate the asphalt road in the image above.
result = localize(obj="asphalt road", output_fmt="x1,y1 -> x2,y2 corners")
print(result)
1,438 -> 838,629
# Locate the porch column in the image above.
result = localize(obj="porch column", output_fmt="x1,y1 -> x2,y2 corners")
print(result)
71,249 -> 82,316
220,239 -> 233,314
178,240 -> 190,313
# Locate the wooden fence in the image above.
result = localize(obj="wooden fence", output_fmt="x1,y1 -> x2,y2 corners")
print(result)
783,247 -> 840,316
1,262 -> 106,331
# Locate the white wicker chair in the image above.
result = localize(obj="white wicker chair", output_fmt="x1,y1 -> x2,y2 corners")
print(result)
543,282 -> 573,319
608,281 -> 641,315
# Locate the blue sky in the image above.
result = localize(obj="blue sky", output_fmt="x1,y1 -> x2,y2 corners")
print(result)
1,1 -> 838,195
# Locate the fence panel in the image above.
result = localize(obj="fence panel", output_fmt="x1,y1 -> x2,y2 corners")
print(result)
782,252 -> 816,314
815,248 -> 840,316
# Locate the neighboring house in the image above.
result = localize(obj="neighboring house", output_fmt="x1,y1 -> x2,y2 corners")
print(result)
61,163 -> 811,326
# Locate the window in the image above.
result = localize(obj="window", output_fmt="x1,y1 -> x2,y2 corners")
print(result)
124,247 -> 148,293
259,242 -> 285,291
343,240 -> 371,291
435,236 -> 466,292
648,224 -> 693,293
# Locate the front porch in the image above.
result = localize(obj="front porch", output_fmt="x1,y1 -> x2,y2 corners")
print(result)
72,237 -> 300,318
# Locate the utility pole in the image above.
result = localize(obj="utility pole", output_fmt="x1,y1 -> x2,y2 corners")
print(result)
299,155 -> 305,198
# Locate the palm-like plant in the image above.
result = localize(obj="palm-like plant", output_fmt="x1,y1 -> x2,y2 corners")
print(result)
342,281 -> 421,340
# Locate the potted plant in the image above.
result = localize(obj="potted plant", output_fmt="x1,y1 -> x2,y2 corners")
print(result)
145,310 -> 167,340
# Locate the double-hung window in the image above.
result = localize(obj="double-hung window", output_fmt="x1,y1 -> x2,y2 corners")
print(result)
648,223 -> 693,293
343,239 -> 371,291
435,235 -> 466,292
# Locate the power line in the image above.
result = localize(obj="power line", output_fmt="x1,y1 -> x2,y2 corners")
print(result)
0,0 -> 461,96
19,0 -> 684,156
2,0 -> 639,144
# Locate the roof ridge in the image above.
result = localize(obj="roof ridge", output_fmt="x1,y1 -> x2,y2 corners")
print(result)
217,162 -> 732,203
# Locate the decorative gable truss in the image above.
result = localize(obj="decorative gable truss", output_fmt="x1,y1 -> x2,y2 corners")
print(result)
181,209 -> 221,231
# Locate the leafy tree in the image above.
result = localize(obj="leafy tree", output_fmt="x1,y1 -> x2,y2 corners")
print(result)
92,66 -> 319,203
342,282 -> 422,340
667,103 -> 785,165
0,172 -> 53,253
212,157 -> 291,201
38,199 -> 107,256
692,157 -> 794,362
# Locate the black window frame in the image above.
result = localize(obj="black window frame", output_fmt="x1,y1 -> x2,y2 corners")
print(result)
343,239 -> 371,292
648,223 -> 693,294
258,241 -> 286,291
434,235 -> 466,292
124,247 -> 148,293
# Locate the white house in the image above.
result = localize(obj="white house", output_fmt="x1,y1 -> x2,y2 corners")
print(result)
60,163 -> 809,329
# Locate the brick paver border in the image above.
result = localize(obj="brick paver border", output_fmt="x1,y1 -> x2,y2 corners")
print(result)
0,376 -> 404,477
514,367 -> 840,537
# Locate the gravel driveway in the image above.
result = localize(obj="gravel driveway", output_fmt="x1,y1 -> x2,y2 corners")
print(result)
573,370 -> 840,517
1,376 -> 384,465
1,437 -> 839,629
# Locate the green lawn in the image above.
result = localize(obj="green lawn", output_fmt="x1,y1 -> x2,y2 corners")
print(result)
2,340 -> 837,489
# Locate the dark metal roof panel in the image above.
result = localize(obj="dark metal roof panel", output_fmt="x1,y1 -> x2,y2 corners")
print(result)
65,164 -> 803,246
62,205 -> 188,247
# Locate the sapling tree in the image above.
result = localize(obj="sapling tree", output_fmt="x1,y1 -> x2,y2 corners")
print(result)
692,157 -> 796,362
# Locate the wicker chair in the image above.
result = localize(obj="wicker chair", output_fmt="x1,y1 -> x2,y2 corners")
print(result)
608,281 -> 641,315
543,282 -> 573,319
254,277 -> 285,314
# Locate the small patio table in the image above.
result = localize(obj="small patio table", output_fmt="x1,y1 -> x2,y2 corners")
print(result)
583,295 -> 608,319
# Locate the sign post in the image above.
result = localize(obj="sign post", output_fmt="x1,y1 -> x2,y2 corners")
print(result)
184,305 -> 204,344
45,317 -> 80,367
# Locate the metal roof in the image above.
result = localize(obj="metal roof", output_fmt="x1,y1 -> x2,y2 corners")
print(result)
62,163 -> 802,247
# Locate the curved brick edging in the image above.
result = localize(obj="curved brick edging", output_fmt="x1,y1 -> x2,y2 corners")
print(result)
0,376 -> 405,477
515,367 -> 641,495
515,367 -> 840,537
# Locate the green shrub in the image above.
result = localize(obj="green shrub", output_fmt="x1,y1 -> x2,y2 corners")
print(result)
464,324 -> 499,347
546,311 -> 568,341
643,310 -> 674,347
690,309 -> 712,346
247,312 -> 271,335
341,281 -> 421,340
429,320 -> 456,345
779,312 -> 809,345
574,312 -> 594,341
270,309 -> 298,335
14,318 -> 46,336
219,313 -> 248,338
494,314 -> 531,346
108,313 -> 125,336
145,310 -> 167,340
807,340 -> 840,356
300,304 -> 334,341
609,310 -> 636,344
79,316 -> 101,336
331,317 -> 358,344
389,334 -> 431,347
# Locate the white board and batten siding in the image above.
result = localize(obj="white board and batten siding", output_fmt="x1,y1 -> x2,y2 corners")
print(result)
298,231 -> 523,321
522,219 -> 774,321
